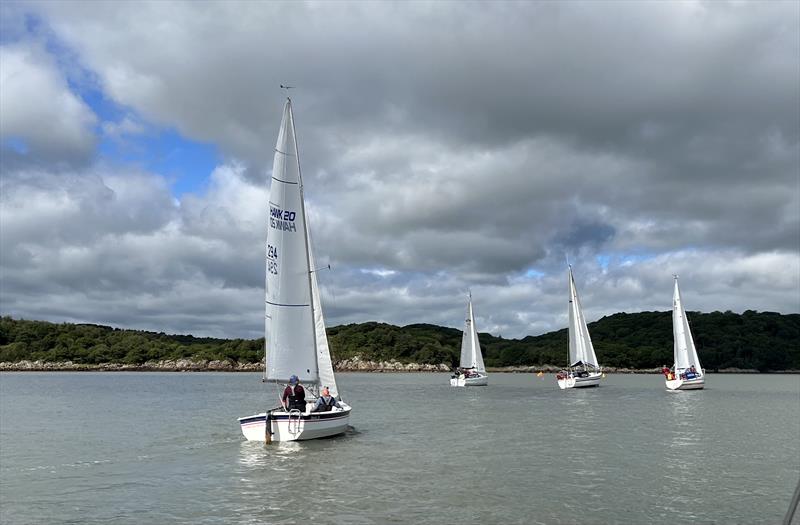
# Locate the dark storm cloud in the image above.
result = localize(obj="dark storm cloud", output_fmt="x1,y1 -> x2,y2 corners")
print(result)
1,1 -> 798,337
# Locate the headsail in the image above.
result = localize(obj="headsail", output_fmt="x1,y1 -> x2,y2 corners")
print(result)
459,294 -> 486,373
265,100 -> 319,384
308,236 -> 339,397
568,267 -> 599,368
672,276 -> 702,372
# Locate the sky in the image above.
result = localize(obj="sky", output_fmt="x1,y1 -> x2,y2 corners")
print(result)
1,0 -> 798,339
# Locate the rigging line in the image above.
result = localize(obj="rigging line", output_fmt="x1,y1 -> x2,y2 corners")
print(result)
310,264 -> 331,274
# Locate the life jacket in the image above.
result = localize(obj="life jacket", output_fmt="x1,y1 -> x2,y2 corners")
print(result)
285,384 -> 305,408
287,384 -> 298,399
317,395 -> 335,412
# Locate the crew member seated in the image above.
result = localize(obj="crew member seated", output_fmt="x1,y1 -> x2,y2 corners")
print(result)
311,386 -> 342,412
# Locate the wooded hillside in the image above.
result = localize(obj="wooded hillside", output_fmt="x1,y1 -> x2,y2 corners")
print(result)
1,310 -> 797,371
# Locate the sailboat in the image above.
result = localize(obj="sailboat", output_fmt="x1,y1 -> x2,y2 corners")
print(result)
450,293 -> 489,387
665,276 -> 705,391
238,99 -> 351,442
557,266 -> 602,389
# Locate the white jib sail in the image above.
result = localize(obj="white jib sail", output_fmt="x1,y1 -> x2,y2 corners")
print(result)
265,99 -> 319,384
568,267 -> 599,369
672,277 -> 702,373
308,229 -> 339,398
459,295 -> 486,373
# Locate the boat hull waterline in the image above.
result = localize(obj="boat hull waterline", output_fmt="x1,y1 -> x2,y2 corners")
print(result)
557,372 -> 602,390
450,373 -> 489,387
665,376 -> 705,391
239,404 -> 352,442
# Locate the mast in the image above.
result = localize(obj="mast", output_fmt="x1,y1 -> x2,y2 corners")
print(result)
469,292 -> 476,368
289,98 -> 321,388
568,266 -> 578,367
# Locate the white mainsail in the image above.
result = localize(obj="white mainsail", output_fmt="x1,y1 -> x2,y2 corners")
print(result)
265,99 -> 320,385
459,294 -> 486,373
672,276 -> 702,372
568,267 -> 599,369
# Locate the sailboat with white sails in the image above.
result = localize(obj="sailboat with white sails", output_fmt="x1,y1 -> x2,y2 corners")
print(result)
665,276 -> 705,391
557,266 -> 602,389
450,293 -> 488,387
238,98 -> 351,442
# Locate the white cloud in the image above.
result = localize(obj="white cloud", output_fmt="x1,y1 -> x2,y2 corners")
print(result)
0,43 -> 97,163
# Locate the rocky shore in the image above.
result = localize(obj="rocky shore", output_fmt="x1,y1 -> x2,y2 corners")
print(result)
0,357 -> 450,373
0,358 -> 778,373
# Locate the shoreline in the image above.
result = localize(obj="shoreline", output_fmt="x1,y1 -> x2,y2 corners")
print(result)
0,359 -> 794,374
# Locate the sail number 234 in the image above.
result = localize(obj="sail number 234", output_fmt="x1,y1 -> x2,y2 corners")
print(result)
267,245 -> 279,275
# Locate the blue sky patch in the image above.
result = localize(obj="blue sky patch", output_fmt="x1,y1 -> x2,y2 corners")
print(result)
3,137 -> 29,155
98,123 -> 219,196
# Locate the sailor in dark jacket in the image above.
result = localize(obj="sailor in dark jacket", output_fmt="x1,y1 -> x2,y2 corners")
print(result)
282,375 -> 306,411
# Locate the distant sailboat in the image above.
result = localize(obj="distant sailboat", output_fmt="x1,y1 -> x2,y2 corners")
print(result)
557,266 -> 602,389
665,276 -> 705,391
238,99 -> 351,441
450,293 -> 489,387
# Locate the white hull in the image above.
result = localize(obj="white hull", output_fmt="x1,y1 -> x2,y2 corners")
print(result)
238,403 -> 351,442
450,373 -> 489,387
665,376 -> 705,391
557,372 -> 602,390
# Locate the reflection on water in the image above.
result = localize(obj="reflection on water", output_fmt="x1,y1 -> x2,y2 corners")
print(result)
666,390 -> 704,452
656,391 -> 708,521
237,440 -> 303,468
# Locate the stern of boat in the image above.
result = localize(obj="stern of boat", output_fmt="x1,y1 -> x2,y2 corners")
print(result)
238,403 -> 352,442
557,372 -> 601,389
666,376 -> 705,391
464,374 -> 488,386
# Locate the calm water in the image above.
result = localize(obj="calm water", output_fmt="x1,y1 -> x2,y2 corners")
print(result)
1,372 -> 798,525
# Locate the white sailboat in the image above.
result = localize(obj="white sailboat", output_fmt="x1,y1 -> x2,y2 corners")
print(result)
557,266 -> 602,389
665,276 -> 705,391
238,99 -> 351,442
450,293 -> 489,387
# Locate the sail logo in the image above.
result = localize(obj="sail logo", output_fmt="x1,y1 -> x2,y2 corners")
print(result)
270,206 -> 297,232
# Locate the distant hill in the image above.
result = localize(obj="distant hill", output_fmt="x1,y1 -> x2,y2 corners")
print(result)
1,310 -> 798,371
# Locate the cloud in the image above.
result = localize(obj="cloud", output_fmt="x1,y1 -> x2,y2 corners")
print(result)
0,42 -> 97,166
1,163 -> 269,337
0,1 -> 798,339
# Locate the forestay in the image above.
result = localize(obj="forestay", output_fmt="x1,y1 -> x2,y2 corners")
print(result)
672,277 -> 702,372
459,295 -> 486,373
568,267 -> 600,368
265,100 -> 319,384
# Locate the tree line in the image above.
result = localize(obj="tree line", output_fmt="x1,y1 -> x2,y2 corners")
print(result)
0,310 -> 797,371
